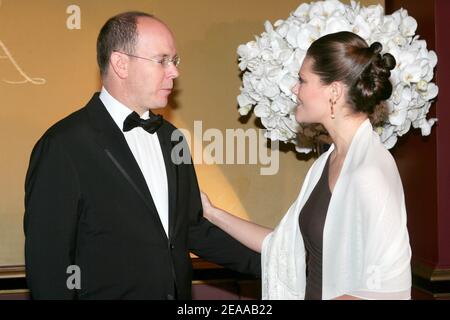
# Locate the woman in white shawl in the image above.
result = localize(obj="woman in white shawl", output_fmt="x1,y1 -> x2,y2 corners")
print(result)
201,31 -> 412,300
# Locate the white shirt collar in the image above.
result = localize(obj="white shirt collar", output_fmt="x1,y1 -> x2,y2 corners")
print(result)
99,86 -> 150,132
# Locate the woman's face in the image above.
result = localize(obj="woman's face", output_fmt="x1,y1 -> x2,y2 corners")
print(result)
292,57 -> 331,124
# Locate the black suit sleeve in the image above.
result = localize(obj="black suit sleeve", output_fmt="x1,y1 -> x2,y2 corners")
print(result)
183,159 -> 261,277
188,217 -> 261,277
24,133 -> 81,299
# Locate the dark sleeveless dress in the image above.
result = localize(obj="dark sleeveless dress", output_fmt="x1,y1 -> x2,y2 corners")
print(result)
298,157 -> 332,300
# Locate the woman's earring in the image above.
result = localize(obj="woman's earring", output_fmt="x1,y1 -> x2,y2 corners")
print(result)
330,99 -> 336,119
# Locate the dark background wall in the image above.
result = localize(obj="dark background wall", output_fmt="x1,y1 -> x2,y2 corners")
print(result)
386,0 -> 450,299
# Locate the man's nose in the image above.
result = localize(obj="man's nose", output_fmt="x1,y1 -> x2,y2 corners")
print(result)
166,64 -> 179,79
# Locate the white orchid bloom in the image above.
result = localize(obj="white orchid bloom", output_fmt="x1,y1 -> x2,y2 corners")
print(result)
382,16 -> 400,34
272,96 -> 297,116
400,15 -> 418,37
428,50 -> 438,68
293,3 -> 310,19
400,64 -> 422,84
325,16 -> 352,35
285,49 -> 305,75
286,24 -> 301,47
361,4 -> 384,27
422,83 -> 439,100
279,74 -> 298,96
396,50 -> 416,69
257,78 -> 280,98
390,107 -> 408,126
238,105 -> 252,116
254,98 -> 272,118
265,65 -> 284,82
237,0 -> 438,153
397,119 -> 412,136
416,80 -> 428,92
416,117 -> 437,136
309,16 -> 326,33
264,20 -> 274,34
261,115 -> 280,130
237,42 -> 260,71
237,91 -> 255,107
265,128 -> 288,142
297,24 -> 321,50
352,15 -> 371,39
309,2 -> 325,18
275,22 -> 290,38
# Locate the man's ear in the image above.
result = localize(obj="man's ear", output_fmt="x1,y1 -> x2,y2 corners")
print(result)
109,52 -> 129,79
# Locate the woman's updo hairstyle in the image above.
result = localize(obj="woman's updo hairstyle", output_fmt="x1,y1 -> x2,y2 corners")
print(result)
305,31 -> 396,116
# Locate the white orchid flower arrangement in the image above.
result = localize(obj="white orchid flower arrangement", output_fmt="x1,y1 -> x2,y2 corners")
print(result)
237,0 -> 439,153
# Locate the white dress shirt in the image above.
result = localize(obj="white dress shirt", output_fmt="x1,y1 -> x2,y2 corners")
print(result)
100,87 -> 169,236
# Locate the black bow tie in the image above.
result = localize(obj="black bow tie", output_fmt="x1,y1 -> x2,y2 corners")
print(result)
123,111 -> 163,134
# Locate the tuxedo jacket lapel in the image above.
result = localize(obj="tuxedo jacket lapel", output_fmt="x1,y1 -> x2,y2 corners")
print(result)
156,122 -> 178,239
85,94 -> 168,241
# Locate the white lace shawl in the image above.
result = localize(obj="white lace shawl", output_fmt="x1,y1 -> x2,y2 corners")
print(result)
262,120 -> 412,300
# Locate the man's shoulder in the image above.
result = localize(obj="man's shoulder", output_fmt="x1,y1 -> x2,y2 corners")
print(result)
28,105 -> 92,162
42,93 -> 102,140
44,107 -> 89,139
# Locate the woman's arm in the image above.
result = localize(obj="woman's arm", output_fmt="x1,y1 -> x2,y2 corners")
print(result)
201,192 -> 272,253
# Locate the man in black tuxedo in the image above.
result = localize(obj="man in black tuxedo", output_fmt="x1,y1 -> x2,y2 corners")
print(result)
24,12 -> 260,299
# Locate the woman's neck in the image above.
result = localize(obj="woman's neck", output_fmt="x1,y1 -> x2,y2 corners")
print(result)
323,114 -> 367,159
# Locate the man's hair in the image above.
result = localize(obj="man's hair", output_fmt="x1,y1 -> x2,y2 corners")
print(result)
97,11 -> 153,77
